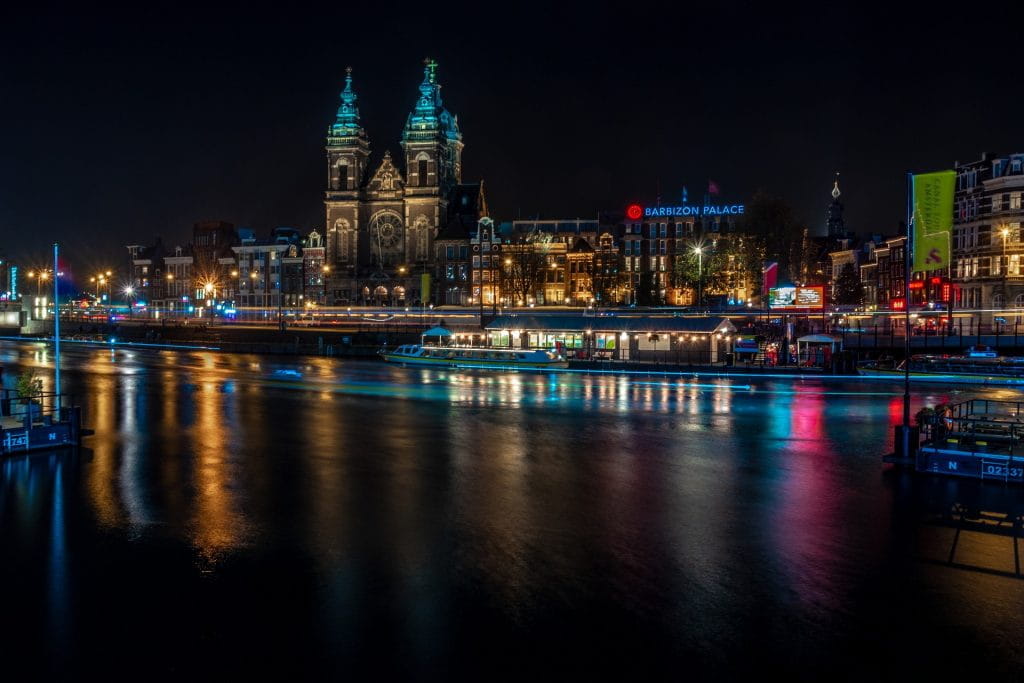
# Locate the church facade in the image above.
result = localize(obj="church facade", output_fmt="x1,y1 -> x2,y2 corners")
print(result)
323,60 -> 483,305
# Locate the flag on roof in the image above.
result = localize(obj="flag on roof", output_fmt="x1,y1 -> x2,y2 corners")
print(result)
762,261 -> 778,293
707,179 -> 720,195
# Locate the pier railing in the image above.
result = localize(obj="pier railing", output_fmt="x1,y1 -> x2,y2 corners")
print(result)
922,399 -> 1024,460
0,390 -> 76,426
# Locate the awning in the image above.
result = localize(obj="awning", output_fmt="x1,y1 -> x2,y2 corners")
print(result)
485,315 -> 735,335
796,334 -> 841,344
421,326 -> 452,337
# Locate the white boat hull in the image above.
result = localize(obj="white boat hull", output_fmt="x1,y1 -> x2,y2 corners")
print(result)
382,345 -> 569,370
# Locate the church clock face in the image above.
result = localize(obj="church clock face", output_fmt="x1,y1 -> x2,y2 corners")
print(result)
369,213 -> 403,249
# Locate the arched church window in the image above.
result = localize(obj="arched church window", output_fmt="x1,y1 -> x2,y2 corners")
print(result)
414,217 -> 430,261
334,218 -> 351,262
416,152 -> 430,187
337,161 -> 349,190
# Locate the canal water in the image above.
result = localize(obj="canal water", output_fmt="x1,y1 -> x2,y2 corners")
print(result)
1,339 -> 1023,680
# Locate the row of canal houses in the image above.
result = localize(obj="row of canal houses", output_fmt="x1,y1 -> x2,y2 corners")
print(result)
126,221 -> 328,314
126,214 -> 736,312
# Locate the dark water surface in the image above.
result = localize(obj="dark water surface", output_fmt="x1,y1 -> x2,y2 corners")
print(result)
2,340 -> 1023,680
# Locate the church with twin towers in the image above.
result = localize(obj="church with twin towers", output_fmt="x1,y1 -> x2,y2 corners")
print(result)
323,59 -> 486,305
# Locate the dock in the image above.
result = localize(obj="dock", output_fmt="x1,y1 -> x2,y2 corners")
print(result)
888,399 -> 1024,483
0,390 -> 85,455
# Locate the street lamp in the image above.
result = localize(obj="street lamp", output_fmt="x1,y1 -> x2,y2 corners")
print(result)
995,225 -> 1012,322
204,281 -> 215,323
124,285 -> 135,319
322,264 -> 330,305
27,269 -> 51,296
693,245 -> 704,309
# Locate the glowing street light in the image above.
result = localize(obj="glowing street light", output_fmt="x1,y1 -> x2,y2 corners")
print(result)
693,245 -> 704,308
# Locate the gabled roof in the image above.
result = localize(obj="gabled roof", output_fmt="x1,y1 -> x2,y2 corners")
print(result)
569,237 -> 594,253
366,151 -> 404,192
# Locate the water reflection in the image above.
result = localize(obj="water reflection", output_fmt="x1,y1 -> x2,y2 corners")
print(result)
4,340 -> 1024,676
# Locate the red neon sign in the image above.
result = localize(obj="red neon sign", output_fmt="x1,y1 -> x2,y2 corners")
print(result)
909,281 -> 924,290
892,298 -> 905,310
942,284 -> 951,301
625,204 -> 643,221
930,276 -> 941,285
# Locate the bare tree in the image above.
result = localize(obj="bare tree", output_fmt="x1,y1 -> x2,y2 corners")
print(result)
501,229 -> 552,305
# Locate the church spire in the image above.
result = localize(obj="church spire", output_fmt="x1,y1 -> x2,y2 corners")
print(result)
403,58 -> 461,144
330,67 -> 365,139
827,172 -> 846,238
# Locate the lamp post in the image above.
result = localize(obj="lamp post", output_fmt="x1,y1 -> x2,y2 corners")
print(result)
322,264 -> 330,306
28,270 -> 50,296
693,245 -> 703,309
166,272 -> 174,319
124,285 -> 135,319
204,281 -> 215,324
1001,226 -> 1010,314
248,271 -> 257,323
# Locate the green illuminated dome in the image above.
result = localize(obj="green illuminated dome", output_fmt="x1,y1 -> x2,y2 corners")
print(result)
402,59 -> 461,144
330,67 -> 365,139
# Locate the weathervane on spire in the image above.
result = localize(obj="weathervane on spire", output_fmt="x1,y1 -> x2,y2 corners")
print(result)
424,57 -> 438,83
832,172 -> 841,200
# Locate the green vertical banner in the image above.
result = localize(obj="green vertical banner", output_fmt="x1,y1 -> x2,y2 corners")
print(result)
420,272 -> 431,303
912,170 -> 954,272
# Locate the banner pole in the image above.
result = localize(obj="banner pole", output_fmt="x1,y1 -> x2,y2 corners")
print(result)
53,242 -> 62,413
902,173 -> 913,457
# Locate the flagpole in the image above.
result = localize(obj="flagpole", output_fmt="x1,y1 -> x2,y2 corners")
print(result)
902,173 -> 913,458
53,242 -> 62,413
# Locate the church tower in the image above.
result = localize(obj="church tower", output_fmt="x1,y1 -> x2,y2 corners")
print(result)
827,173 -> 846,239
400,59 -> 464,265
325,67 -> 370,266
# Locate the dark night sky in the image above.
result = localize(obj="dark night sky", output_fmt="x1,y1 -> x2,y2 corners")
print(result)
3,2 -> 1023,277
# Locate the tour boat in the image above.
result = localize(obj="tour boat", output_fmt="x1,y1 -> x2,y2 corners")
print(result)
381,344 -> 569,370
858,353 -> 1024,385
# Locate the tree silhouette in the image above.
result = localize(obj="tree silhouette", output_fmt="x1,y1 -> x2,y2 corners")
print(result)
833,262 -> 863,306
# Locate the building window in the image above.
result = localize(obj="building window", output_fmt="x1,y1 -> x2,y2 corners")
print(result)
1011,193 -> 1022,210
338,163 -> 348,190
419,159 -> 428,187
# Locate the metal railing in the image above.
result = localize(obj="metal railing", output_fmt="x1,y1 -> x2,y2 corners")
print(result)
922,400 -> 1024,461
0,390 -> 75,426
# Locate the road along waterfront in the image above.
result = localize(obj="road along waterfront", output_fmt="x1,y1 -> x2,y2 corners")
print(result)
1,339 -> 1024,679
